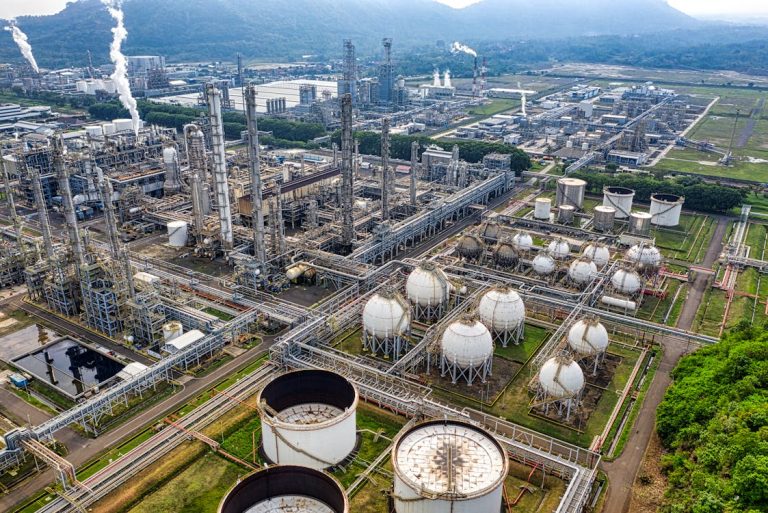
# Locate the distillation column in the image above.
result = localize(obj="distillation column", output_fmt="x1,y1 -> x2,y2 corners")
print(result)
185,125 -> 208,244
380,117 -> 390,221
29,165 -> 54,259
97,169 -> 135,298
340,94 -> 355,249
52,136 -> 85,268
245,85 -> 266,267
2,158 -> 25,256
205,83 -> 234,250
410,141 -> 418,206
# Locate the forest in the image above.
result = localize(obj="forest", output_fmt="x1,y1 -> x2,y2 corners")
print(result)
656,324 -> 768,512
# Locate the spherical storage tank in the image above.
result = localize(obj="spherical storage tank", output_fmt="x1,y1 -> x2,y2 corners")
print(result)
456,234 -> 484,260
392,420 -> 508,513
492,241 -> 518,267
556,177 -> 586,209
626,244 -> 662,270
611,268 -> 643,295
534,197 -> 552,220
406,262 -> 451,308
568,258 -> 597,285
362,289 -> 411,339
593,206 -> 615,232
567,317 -> 609,356
218,465 -> 348,513
538,356 -> 585,399
440,317 -> 494,369
548,238 -> 570,259
511,231 -> 533,252
532,253 -> 556,276
478,287 -> 525,334
603,186 -> 634,219
582,244 -> 611,267
167,220 -> 188,247
259,370 -> 358,470
650,193 -> 684,227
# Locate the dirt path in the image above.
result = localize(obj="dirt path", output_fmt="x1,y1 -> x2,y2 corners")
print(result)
600,215 -> 728,513
736,97 -> 765,149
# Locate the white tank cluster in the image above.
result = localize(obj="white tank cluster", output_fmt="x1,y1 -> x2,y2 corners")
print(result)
392,420 -> 508,513
439,316 -> 494,385
582,243 -> 611,267
547,238 -> 571,259
532,253 -> 556,276
568,258 -> 597,286
512,231 -> 533,252
626,244 -> 662,271
478,286 -> 525,347
611,267 -> 643,295
362,287 -> 411,360
650,193 -> 684,227
258,370 -> 358,470
455,234 -> 484,260
406,261 -> 452,321
602,186 -> 635,218
536,355 -> 585,420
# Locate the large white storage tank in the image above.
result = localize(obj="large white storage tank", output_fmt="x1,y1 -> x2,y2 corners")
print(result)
478,286 -> 525,347
533,197 -> 552,220
602,186 -> 635,218
628,211 -> 652,236
532,253 -> 556,276
650,193 -> 684,227
511,231 -> 533,252
113,118 -> 134,133
611,268 -> 643,295
406,261 -> 451,320
567,317 -> 609,357
538,356 -> 585,399
162,321 -> 183,342
362,288 -> 411,359
556,177 -> 586,209
167,220 -> 188,247
626,244 -> 662,270
582,243 -> 611,267
85,125 -> 103,138
547,238 -> 570,259
440,317 -> 494,384
259,370 -> 358,470
568,258 -> 597,285
218,465 -> 349,513
392,420 -> 508,513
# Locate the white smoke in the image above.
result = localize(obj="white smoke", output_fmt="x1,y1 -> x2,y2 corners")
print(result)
450,41 -> 477,58
102,0 -> 141,135
5,22 -> 39,74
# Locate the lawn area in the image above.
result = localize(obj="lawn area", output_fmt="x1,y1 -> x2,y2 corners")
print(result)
467,98 -> 520,117
733,192 -> 768,215
495,323 -> 549,363
652,157 -> 768,183
651,214 -> 711,263
637,279 -> 685,325
693,288 -> 727,337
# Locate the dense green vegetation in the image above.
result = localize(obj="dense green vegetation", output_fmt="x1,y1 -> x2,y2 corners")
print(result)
656,325 -> 768,512
572,171 -> 746,213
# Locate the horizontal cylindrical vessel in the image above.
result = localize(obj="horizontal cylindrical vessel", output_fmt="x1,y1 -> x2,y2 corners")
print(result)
650,193 -> 684,227
259,370 -> 358,470
602,186 -> 634,218
392,420 -> 508,513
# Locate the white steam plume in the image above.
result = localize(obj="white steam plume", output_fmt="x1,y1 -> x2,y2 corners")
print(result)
450,41 -> 477,58
5,22 -> 39,74
102,0 -> 141,135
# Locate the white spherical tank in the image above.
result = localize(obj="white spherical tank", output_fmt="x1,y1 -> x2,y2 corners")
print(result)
582,244 -> 611,267
362,290 -> 411,339
259,370 -> 358,470
532,253 -> 556,275
626,244 -> 662,269
568,258 -> 597,285
611,268 -> 643,294
602,186 -> 635,218
392,420 -> 508,513
534,197 -> 552,220
162,321 -> 183,342
538,356 -> 585,399
650,193 -> 684,227
512,231 -> 533,252
440,318 -> 494,368
167,220 -> 188,247
478,287 -> 525,333
567,318 -> 609,356
556,177 -> 586,209
548,239 -> 571,259
406,262 -> 450,307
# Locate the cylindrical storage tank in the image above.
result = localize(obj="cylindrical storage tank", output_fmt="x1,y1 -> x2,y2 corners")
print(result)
547,238 -> 570,259
113,118 -> 134,133
611,268 -> 643,295
102,79 -> 117,94
259,370 -> 358,470
102,123 -> 116,136
532,253 -> 556,275
628,211 -> 652,236
625,244 -> 662,270
162,321 -> 183,342
456,234 -> 484,260
567,317 -> 609,356
392,420 -> 508,513
478,287 -> 525,334
649,193 -> 684,227
75,80 -> 88,93
582,244 -> 611,267
602,186 -> 635,219
568,258 -> 597,285
538,356 -> 585,399
593,206 -> 615,232
533,197 -> 552,220
218,465 -> 348,513
558,204 -> 575,224
555,177 -> 586,209
162,146 -> 178,164
85,125 -> 103,138
511,231 -> 533,252
406,262 -> 450,308
440,318 -> 494,369
493,241 -> 518,267
167,220 -> 188,247
362,290 -> 410,339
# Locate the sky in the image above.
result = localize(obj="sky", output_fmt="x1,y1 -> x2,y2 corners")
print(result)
0,0 -> 767,20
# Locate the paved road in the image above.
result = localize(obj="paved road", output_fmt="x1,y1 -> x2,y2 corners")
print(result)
736,97 -> 765,148
600,215 -> 728,513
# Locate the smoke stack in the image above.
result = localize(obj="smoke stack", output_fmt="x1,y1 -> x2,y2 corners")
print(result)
472,57 -> 478,97
380,117 -> 390,221
444,69 -> 452,89
481,57 -> 487,96
433,69 -> 441,87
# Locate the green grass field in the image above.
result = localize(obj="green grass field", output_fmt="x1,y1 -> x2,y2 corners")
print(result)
467,98 -> 520,116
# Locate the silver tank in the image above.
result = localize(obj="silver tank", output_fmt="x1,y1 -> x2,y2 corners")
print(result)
593,206 -> 615,232
556,177 -> 586,209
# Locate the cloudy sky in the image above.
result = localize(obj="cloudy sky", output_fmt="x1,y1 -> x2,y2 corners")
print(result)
1,0 -> 767,20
